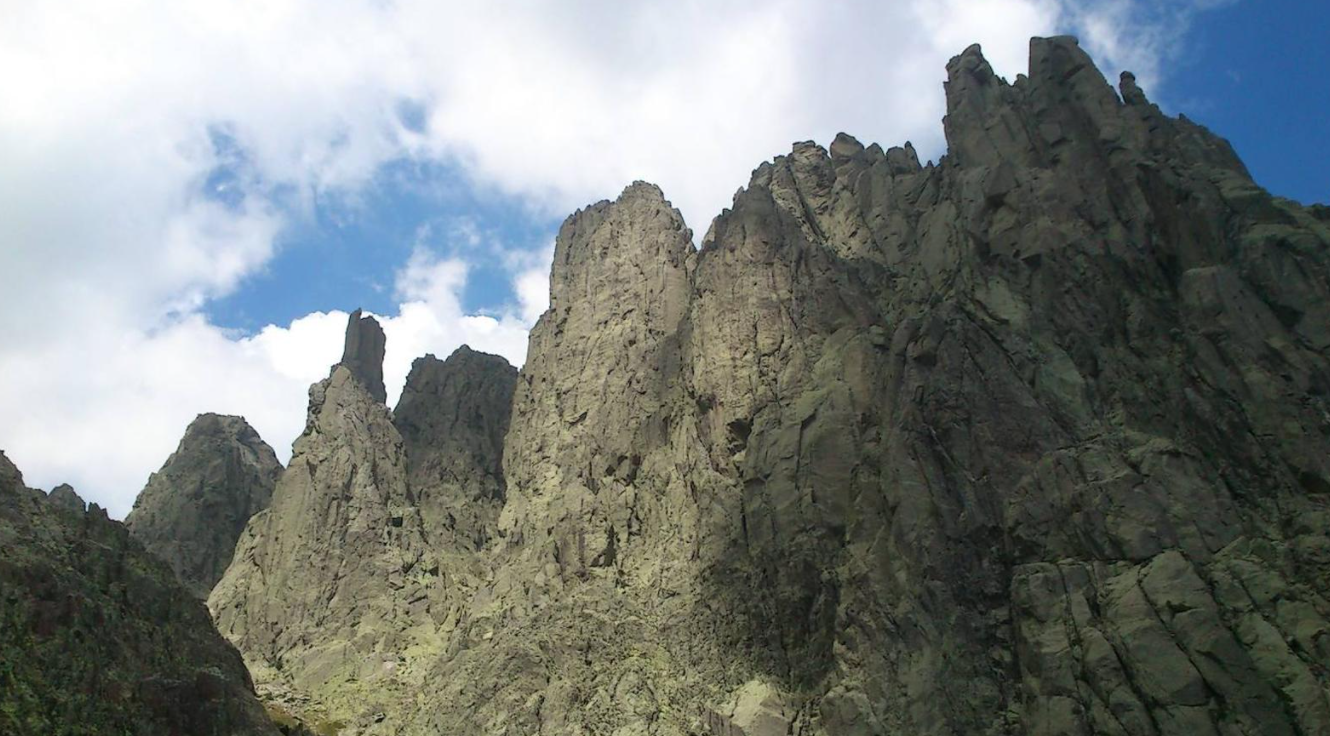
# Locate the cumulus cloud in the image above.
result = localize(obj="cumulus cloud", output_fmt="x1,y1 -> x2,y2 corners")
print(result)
0,255 -> 542,519
0,0 -> 1220,514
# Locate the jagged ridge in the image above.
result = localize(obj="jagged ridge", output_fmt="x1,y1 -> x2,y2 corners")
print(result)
200,35 -> 1330,736
411,35 -> 1330,735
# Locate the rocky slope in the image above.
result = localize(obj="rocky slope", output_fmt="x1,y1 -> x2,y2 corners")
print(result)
208,36 -> 1330,736
125,414 -> 281,598
0,451 -> 277,735
209,314 -> 517,730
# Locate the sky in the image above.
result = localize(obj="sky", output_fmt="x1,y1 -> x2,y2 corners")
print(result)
1,0 -> 1325,518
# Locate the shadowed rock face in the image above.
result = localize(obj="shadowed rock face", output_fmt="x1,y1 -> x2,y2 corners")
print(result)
126,414 -> 281,599
394,346 -> 518,551
0,451 -> 278,735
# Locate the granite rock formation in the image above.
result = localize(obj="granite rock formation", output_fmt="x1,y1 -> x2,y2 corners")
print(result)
209,315 -> 517,730
394,347 -> 517,551
126,414 -> 281,598
340,308 -> 388,404
0,450 -> 278,735
407,37 -> 1330,735
204,37 -> 1330,735
45,483 -> 85,514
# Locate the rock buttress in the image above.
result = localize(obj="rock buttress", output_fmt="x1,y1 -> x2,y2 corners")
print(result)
210,315 -> 519,732
393,345 -> 517,550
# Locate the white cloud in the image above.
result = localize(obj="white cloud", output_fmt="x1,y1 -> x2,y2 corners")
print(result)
0,0 -> 1222,514
0,256 -> 539,519
514,266 -> 554,327
1062,0 -> 1239,93
381,245 -> 539,406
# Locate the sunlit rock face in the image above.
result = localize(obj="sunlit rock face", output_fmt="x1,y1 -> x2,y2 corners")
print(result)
217,36 -> 1330,736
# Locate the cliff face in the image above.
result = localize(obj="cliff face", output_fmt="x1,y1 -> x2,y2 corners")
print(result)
197,36 -> 1330,736
408,36 -> 1330,736
126,414 -> 281,598
209,315 -> 517,730
0,451 -> 277,736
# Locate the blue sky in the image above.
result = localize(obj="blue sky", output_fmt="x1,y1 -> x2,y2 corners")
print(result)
1,0 -> 1325,517
204,158 -> 558,332
1167,0 -> 1327,206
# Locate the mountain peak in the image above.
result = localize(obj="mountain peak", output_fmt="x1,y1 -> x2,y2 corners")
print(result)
125,412 -> 280,598
45,483 -> 85,513
168,36 -> 1330,735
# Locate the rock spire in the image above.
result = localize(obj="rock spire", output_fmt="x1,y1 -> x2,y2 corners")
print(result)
338,308 -> 388,403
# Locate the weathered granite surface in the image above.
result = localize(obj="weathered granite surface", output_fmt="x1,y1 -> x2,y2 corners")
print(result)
410,37 -> 1330,735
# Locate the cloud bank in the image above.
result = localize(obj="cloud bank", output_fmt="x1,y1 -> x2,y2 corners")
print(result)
0,0 -> 1225,515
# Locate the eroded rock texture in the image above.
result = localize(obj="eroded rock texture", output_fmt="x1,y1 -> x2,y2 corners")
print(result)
126,414 -> 281,598
210,37 -> 1329,736
408,37 -> 1330,735
0,451 -> 277,735
210,316 -> 517,730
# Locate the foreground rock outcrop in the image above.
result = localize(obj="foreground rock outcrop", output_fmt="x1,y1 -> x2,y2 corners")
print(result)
0,451 -> 277,735
126,414 -> 281,598
206,37 -> 1330,736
